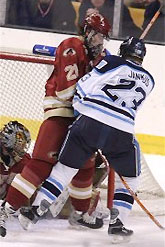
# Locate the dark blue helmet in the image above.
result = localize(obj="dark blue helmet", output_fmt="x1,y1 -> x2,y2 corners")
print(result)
119,37 -> 146,63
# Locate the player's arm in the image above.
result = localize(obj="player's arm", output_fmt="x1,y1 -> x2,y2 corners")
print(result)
44,39 -> 86,118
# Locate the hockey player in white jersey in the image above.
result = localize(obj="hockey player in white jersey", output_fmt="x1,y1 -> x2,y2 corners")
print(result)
15,37 -> 154,243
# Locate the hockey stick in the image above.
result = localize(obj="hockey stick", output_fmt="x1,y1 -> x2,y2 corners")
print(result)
87,151 -> 111,215
98,150 -> 115,209
107,167 -> 115,209
99,152 -> 165,230
119,174 -> 165,230
95,150 -> 110,188
140,5 -> 163,39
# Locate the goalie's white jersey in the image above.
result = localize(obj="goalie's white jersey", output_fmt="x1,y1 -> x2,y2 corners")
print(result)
73,55 -> 155,134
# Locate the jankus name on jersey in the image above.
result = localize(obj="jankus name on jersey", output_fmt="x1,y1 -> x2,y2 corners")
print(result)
128,71 -> 150,87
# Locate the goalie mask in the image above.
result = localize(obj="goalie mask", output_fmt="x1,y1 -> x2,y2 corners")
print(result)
80,13 -> 111,59
118,36 -> 146,64
0,121 -> 31,165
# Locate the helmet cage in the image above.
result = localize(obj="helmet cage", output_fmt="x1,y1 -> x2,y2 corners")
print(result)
0,121 -> 31,159
84,29 -> 104,58
82,13 -> 111,59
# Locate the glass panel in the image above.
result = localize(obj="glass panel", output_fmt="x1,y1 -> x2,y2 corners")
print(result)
0,0 -> 164,45
121,0 -> 165,44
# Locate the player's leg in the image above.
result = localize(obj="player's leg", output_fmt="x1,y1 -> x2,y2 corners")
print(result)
19,163 -> 100,229
18,116 -> 99,229
68,151 -> 109,228
69,160 -> 95,214
4,117 -> 73,210
68,158 -> 104,229
104,132 -> 141,243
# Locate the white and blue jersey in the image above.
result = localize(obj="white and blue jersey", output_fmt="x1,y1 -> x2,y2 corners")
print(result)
73,55 -> 155,134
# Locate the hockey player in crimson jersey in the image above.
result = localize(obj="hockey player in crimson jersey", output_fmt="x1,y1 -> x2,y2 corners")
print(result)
0,121 -> 31,200
0,121 -> 31,236
1,13 -> 111,235
18,37 -> 154,243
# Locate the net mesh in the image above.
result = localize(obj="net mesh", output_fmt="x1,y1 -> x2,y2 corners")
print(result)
0,52 -> 54,152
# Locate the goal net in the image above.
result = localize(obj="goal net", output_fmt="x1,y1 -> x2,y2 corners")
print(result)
0,52 -> 164,216
0,52 -> 54,151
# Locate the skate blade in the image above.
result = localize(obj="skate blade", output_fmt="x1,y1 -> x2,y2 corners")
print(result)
110,234 -> 131,244
69,224 -> 91,231
95,212 -> 110,220
18,214 -> 33,230
68,219 -> 92,231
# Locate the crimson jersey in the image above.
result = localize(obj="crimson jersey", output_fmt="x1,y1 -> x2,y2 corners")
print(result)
0,153 -> 31,200
44,37 -> 105,120
5,37 -> 107,211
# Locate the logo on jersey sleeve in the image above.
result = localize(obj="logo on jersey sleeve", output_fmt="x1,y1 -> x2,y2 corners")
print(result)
96,60 -> 108,69
63,48 -> 76,57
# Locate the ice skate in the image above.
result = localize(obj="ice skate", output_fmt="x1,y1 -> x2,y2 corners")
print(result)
68,207 -> 103,229
94,202 -> 110,220
18,199 -> 50,230
0,208 -> 7,237
0,203 -> 16,237
18,206 -> 39,230
108,208 -> 133,244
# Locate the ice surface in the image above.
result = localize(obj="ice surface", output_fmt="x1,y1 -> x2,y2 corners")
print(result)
0,214 -> 165,247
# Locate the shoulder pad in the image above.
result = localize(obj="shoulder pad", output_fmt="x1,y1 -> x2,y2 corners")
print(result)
95,55 -> 125,73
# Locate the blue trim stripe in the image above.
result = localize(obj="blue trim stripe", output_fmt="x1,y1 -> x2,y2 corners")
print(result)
40,187 -> 57,201
115,188 -> 130,194
84,97 -> 134,120
73,95 -> 80,102
77,84 -> 86,96
133,138 -> 141,176
87,93 -> 135,117
113,200 -> 132,210
125,106 -> 135,117
88,93 -> 113,103
47,177 -> 64,191
80,100 -> 134,125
